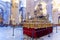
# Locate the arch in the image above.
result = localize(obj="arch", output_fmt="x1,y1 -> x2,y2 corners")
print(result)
0,8 -> 3,13
0,5 -> 5,12
0,1 -> 11,24
0,1 -> 6,13
0,1 -> 6,24
5,2 -> 11,8
0,5 -> 5,23
0,2 -> 6,18
0,7 -> 4,16
0,7 -> 4,24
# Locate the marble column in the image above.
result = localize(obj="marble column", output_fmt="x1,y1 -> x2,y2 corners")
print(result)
11,0 -> 20,25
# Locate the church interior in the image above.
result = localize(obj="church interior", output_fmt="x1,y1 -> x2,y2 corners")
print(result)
0,0 -> 60,40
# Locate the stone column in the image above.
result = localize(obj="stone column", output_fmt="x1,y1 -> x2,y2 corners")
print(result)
46,0 -> 52,23
26,0 -> 34,20
11,0 -> 20,25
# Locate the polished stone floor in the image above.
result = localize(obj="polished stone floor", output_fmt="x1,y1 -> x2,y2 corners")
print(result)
0,26 -> 23,40
0,26 -> 60,40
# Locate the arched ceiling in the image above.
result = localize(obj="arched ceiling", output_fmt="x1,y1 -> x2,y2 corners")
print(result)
0,1 -> 6,13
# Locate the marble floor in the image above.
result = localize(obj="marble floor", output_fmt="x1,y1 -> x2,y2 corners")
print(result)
0,26 -> 60,40
0,26 -> 23,40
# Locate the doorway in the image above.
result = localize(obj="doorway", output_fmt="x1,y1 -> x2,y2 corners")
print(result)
58,16 -> 60,24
